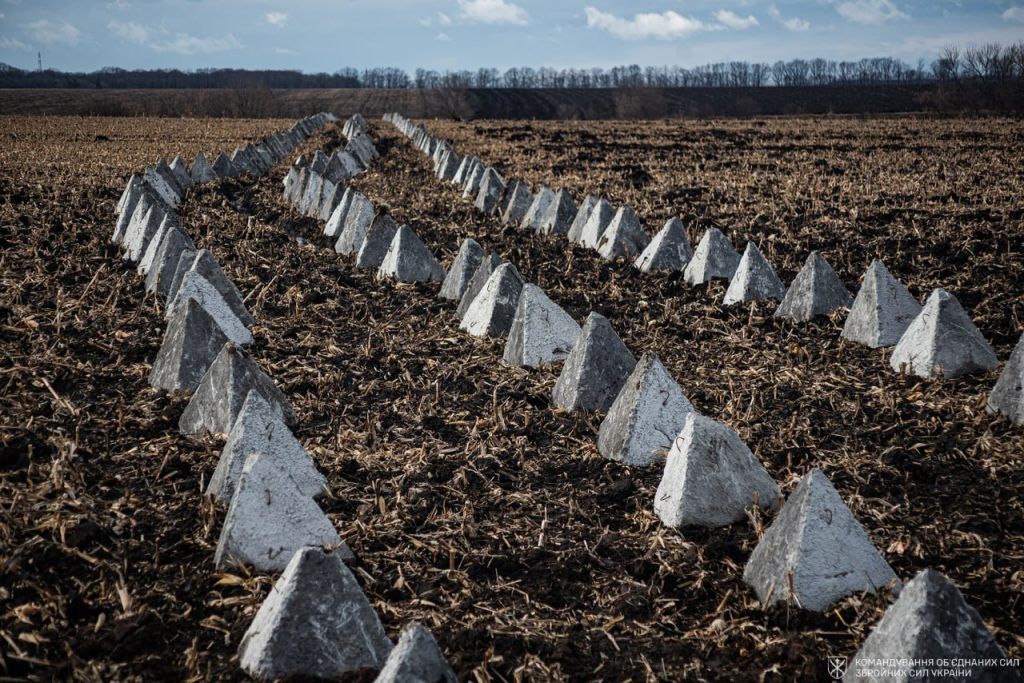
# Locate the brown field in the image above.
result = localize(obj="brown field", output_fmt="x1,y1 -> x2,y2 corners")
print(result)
1,114 -> 1022,681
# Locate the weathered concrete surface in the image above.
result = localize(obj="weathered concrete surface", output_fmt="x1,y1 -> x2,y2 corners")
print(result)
318,180 -> 343,223
474,167 -> 506,216
324,187 -> 354,239
149,298 -> 229,392
841,259 -> 921,348
355,214 -> 401,270
374,623 -> 457,683
461,161 -> 485,199
439,238 -> 484,302
459,263 -> 524,338
597,206 -> 650,260
144,226 -> 196,296
167,271 -> 252,347
520,186 -> 556,233
567,195 -> 598,244
538,189 -> 578,237
723,242 -> 786,305
743,468 -> 897,612
212,151 -> 237,178
335,193 -> 375,256
988,333 -> 1024,425
774,251 -> 853,322
683,228 -> 741,285
597,353 -> 695,466
634,218 -> 692,273
654,413 -> 779,528
123,202 -> 165,263
578,199 -> 615,249
889,288 -> 997,379
502,284 -> 581,368
500,181 -> 534,226
169,156 -> 192,190
137,214 -> 176,275
552,312 -> 637,412
377,225 -> 445,283
238,547 -> 392,681
116,174 -> 141,216
456,253 -> 502,319
190,152 -> 218,183
112,179 -> 147,245
183,249 -> 254,326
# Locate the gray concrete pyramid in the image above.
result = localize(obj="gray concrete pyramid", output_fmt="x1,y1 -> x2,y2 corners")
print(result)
439,238 -> 484,302
843,569 -> 1017,683
310,150 -> 329,175
299,174 -> 323,217
144,227 -> 195,296
520,186 -> 556,232
459,263 -> 524,338
212,151 -> 237,178
169,156 -> 192,190
474,167 -> 506,216
112,179 -> 147,245
123,201 -> 165,262
597,353 -> 695,466
214,453 -> 347,571
988,333 -> 1024,425
500,181 -> 533,226
634,218 -> 693,273
335,193 -> 374,256
116,174 -> 141,216
567,195 -> 598,244
179,343 -> 294,435
437,150 -> 461,182
456,253 -> 502,318
774,251 -> 853,322
743,468 -> 897,611
502,284 -> 581,368
461,162 -> 485,199
166,247 -> 198,303
324,188 -> 354,239
683,228 -> 741,286
889,288 -> 997,379
316,179 -> 339,221
355,214 -> 401,270
377,226 -> 445,283
149,298 -> 229,392
231,148 -> 257,176
597,206 -> 650,260
137,213 -> 178,275
284,167 -> 306,205
208,391 -> 326,503
144,164 -> 181,208
538,189 -> 577,237
723,242 -> 786,305
552,312 -> 637,412
374,623 -> 456,683
578,198 -> 615,249
842,259 -> 922,348
451,156 -> 476,186
238,547 -> 392,681
172,249 -> 254,326
654,413 -> 779,528
167,271 -> 252,346
190,152 -> 218,183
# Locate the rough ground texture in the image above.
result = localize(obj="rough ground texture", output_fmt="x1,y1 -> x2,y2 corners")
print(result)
0,114 -> 1023,681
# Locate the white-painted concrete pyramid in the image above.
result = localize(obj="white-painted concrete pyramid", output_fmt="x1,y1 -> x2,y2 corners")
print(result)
538,189 -> 577,237
499,181 -> 533,226
502,284 -> 581,368
520,186 -> 556,233
889,288 -> 997,379
774,251 -> 853,322
175,249 -> 254,326
474,167 -> 505,216
567,195 -> 598,244
597,206 -> 650,261
335,192 -> 375,256
723,242 -> 786,305
149,298 -> 229,392
459,263 -> 524,338
456,253 -> 502,318
439,238 -> 484,302
743,468 -> 897,612
597,353 -> 695,467
841,259 -> 921,348
578,198 -> 615,249
552,312 -> 637,412
324,188 -> 354,239
654,413 -> 779,528
238,547 -> 391,681
355,214 -> 401,271
461,162 -> 485,199
167,270 -> 252,347
634,218 -> 693,273
683,228 -> 741,286
377,225 -> 445,284
988,333 -> 1024,425
375,623 -> 457,683
144,227 -> 195,296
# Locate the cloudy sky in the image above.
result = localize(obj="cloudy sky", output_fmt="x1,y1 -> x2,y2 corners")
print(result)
0,0 -> 1022,73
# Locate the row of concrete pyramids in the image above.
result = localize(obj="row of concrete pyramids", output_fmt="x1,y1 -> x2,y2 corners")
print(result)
112,114 -> 456,682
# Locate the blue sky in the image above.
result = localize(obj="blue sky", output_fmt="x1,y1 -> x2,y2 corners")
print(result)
0,0 -> 1022,73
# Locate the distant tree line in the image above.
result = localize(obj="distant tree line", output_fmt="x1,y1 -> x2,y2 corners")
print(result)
1,42 -> 1021,90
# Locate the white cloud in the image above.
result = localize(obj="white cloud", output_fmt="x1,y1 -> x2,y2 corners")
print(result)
714,10 -> 758,29
1003,6 -> 1024,22
436,32 -> 451,41
835,0 -> 908,25
584,7 -> 706,40
768,4 -> 810,31
108,21 -> 149,45
265,12 -> 289,27
418,17 -> 432,26
150,33 -> 242,55
106,0 -> 131,9
25,20 -> 81,46
274,47 -> 297,55
457,0 -> 528,25
0,35 -> 29,50
438,12 -> 452,25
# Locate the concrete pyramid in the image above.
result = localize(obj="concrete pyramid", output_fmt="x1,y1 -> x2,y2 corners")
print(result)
214,453 -> 347,571
578,198 -> 615,249
552,312 -> 637,412
316,179 -> 338,221
500,181 -> 533,226
171,249 -> 254,326
451,156 -> 476,186
774,251 -> 853,322
567,195 -> 598,244
437,150 -> 461,182
988,333 -> 1024,425
324,187 -> 354,239
166,247 -> 198,303
520,186 -> 555,232
538,189 -> 577,237
889,288 -> 997,379
474,167 -> 506,216
137,213 -> 177,275
439,238 -> 483,302
683,228 -> 741,286
597,353 -> 695,467
502,284 -> 581,368
377,226 -> 445,284
145,163 -> 181,207
597,206 -> 650,260
169,156 -> 192,190
459,263 -> 524,338
634,218 -> 693,273
231,148 -> 257,176
723,242 -> 786,305
299,173 -> 323,216
212,151 -> 236,178
238,547 -> 392,681
355,214 -> 401,270
456,253 -> 502,318
743,468 -> 897,611
654,413 -> 779,528
149,298 -> 229,392
375,623 -> 457,683
179,343 -> 294,435
310,150 -> 329,175
190,152 -> 218,183
208,391 -> 326,503
112,181 -> 149,245
844,569 -> 1017,683
144,228 -> 195,296
116,174 -> 141,216
842,259 -> 922,348
461,162 -> 485,199
124,202 -> 165,262
167,271 -> 252,346
284,168 -> 306,205
335,193 -> 374,256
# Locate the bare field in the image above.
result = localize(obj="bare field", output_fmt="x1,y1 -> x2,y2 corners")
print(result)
1,115 -> 1022,681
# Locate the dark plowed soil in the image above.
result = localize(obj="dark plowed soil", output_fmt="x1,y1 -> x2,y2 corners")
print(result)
1,115 -> 1022,682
